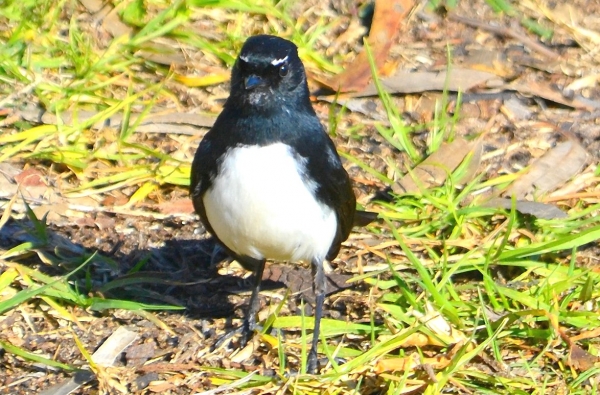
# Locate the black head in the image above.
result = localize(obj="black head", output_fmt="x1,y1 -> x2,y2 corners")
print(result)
229,35 -> 311,111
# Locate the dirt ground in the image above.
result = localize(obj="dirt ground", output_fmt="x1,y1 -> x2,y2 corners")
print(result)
1,0 -> 600,393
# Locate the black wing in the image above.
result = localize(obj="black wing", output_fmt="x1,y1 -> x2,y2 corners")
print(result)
292,116 -> 356,261
190,131 -> 219,240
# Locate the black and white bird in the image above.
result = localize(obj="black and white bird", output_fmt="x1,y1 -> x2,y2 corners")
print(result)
190,35 -> 373,374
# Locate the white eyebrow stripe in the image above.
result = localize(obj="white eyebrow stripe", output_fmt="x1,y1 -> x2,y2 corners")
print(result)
239,54 -> 250,62
271,55 -> 289,66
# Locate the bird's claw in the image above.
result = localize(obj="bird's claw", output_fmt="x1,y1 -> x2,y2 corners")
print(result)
212,320 -> 261,350
307,349 -> 319,374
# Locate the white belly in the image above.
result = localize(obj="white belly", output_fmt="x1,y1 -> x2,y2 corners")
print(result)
203,143 -> 337,263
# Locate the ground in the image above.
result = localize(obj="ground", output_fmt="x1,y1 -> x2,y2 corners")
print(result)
1,0 -> 600,394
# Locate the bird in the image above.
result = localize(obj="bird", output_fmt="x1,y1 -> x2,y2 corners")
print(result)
190,34 -> 374,374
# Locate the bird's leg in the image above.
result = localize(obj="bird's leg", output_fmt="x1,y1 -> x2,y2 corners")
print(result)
307,258 -> 326,374
240,258 -> 266,347
213,258 -> 265,350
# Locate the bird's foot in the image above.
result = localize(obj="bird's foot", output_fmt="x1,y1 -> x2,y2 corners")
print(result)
212,326 -> 243,350
307,350 -> 319,375
212,319 -> 261,350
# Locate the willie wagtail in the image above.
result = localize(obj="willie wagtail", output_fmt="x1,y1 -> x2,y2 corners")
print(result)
190,35 -> 374,374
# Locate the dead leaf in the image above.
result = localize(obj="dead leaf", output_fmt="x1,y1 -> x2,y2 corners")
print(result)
375,353 -> 420,373
18,106 -> 216,132
79,0 -> 133,38
393,137 -> 476,194
568,343 -> 600,371
39,327 -> 138,395
456,139 -> 483,186
94,327 -> 139,366
510,80 -> 600,111
14,168 -> 45,186
412,301 -> 471,346
147,382 -> 177,392
38,371 -> 96,395
94,214 -> 116,230
317,96 -> 387,121
460,48 -> 520,78
482,198 -> 567,219
375,345 -> 467,374
337,68 -> 502,98
157,199 -> 194,215
230,343 -> 255,364
504,137 -> 589,199
135,43 -> 189,66
74,216 -> 97,228
125,342 -> 156,367
501,97 -> 533,121
554,324 -> 600,372
324,0 -> 414,92
399,332 -> 445,347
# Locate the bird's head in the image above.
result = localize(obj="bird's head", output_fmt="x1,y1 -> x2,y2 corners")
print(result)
229,35 -> 310,111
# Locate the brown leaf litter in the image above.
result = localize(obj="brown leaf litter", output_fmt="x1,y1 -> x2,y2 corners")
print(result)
2,0 -> 600,393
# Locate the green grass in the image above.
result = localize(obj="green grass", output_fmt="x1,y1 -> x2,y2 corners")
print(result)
1,0 -> 600,394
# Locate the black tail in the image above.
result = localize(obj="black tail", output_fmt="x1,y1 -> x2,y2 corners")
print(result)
353,210 -> 378,227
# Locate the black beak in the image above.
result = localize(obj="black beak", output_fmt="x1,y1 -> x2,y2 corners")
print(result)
244,75 -> 264,90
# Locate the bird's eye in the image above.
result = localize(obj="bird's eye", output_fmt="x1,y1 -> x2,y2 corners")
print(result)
279,63 -> 289,77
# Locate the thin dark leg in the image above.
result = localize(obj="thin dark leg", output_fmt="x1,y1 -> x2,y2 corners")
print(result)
240,258 -> 266,347
213,258 -> 265,349
307,258 -> 325,374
